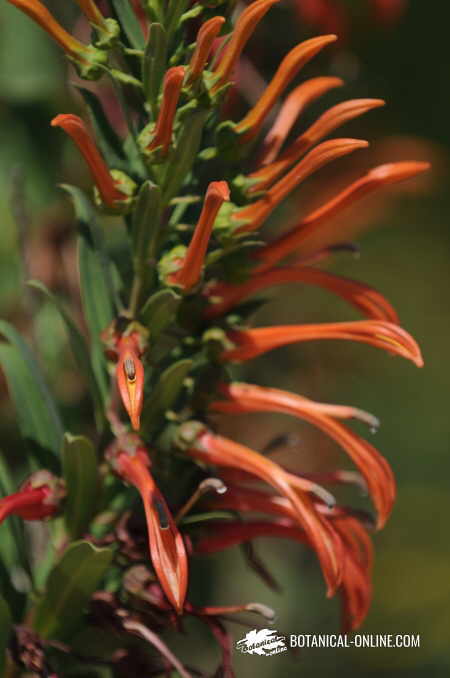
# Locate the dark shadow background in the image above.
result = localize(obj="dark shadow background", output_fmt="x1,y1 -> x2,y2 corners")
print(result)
0,1 -> 449,676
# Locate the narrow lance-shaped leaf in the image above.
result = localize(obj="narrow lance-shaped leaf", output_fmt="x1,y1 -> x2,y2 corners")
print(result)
110,0 -> 144,49
131,181 -> 162,271
162,110 -> 208,203
33,541 -> 113,640
62,434 -> 99,539
28,280 -> 105,430
62,185 -> 116,402
76,86 -> 128,171
142,23 -> 167,114
0,320 -> 63,469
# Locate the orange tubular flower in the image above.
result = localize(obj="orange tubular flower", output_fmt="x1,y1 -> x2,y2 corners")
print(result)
205,265 -> 398,322
235,34 -> 337,143
0,471 -> 64,525
257,76 -> 344,166
112,443 -> 188,613
116,335 -> 145,431
212,382 -> 395,527
249,98 -> 385,191
147,67 -> 185,155
180,424 -> 342,596
222,320 -> 423,366
212,0 -> 280,91
51,114 -> 126,207
170,182 -> 230,290
187,16 -> 225,83
75,0 -> 108,29
234,138 -> 368,232
256,161 -> 431,270
7,0 -> 92,59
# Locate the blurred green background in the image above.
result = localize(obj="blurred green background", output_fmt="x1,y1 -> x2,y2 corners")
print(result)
0,1 -> 449,676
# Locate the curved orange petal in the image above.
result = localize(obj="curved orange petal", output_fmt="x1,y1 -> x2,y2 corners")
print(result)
222,320 -> 423,366
7,0 -> 89,57
116,338 -> 145,431
51,114 -> 126,207
235,35 -> 337,142
183,428 -> 342,595
256,161 -> 431,270
148,67 -> 185,155
257,76 -> 344,166
116,451 -> 188,613
212,0 -> 280,90
170,181 -> 230,290
205,265 -> 398,322
234,138 -> 368,232
212,382 -> 395,527
75,0 -> 107,28
250,99 -> 385,190
188,16 -> 225,82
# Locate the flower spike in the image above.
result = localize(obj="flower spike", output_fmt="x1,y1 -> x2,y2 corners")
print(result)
234,138 -> 368,232
108,439 -> 188,613
212,383 -> 395,527
212,0 -> 280,91
169,182 -> 230,290
258,76 -> 344,166
205,265 -> 399,322
7,0 -> 106,76
235,34 -> 337,143
178,423 -> 342,595
187,16 -> 225,83
51,114 -> 127,207
222,320 -> 423,366
250,98 -> 385,191
147,67 -> 185,156
116,335 -> 145,431
0,471 -> 65,525
256,161 -> 431,269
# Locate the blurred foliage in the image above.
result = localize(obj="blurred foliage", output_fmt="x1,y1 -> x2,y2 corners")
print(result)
0,1 -> 448,677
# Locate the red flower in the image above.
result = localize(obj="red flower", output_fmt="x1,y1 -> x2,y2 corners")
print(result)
257,76 -> 344,165
212,382 -> 395,527
235,35 -> 337,143
178,422 -> 342,596
107,437 -> 188,613
255,161 -> 430,270
222,319 -> 423,366
51,114 -> 127,207
234,138 -> 368,233
146,67 -> 185,156
7,0 -> 93,59
248,98 -> 385,192
212,0 -> 280,91
188,16 -> 225,83
116,334 -> 145,432
0,471 -> 65,525
169,182 -> 230,290
205,265 -> 398,322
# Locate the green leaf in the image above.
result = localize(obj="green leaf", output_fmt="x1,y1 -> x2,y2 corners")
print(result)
0,321 -> 63,469
63,185 -> 116,402
0,594 -> 12,676
162,110 -> 208,202
142,359 -> 192,433
62,435 -> 99,540
28,281 -> 105,430
140,289 -> 181,338
76,87 -> 127,171
142,23 -> 167,113
111,0 -> 144,49
33,541 -> 113,641
131,181 -> 162,271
